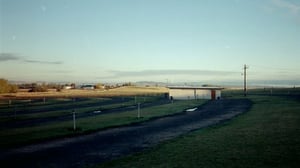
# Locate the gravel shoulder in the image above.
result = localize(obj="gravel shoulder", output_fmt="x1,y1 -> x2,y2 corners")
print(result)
0,99 -> 252,168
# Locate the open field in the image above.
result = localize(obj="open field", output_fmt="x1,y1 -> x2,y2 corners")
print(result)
0,86 -> 170,148
0,98 -> 250,168
223,87 -> 300,97
0,96 -> 166,128
95,92 -> 300,168
0,86 -> 169,100
0,87 -> 299,167
0,94 -> 205,149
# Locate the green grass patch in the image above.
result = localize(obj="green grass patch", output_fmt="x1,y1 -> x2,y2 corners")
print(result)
0,99 -> 205,149
0,96 -> 162,121
95,96 -> 300,168
223,87 -> 300,98
0,99 -> 132,122
0,97 -> 111,114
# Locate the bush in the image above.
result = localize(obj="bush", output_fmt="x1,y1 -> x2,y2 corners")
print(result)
0,79 -> 18,93
29,86 -> 48,92
9,84 -> 18,93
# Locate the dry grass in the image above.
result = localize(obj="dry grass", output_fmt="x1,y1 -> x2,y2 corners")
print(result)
0,86 -> 169,100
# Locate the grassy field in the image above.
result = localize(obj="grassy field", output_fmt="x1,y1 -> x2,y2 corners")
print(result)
1,87 -> 299,167
0,97 -> 206,149
0,96 -> 161,123
0,86 -> 170,148
0,86 -> 168,99
95,93 -> 300,167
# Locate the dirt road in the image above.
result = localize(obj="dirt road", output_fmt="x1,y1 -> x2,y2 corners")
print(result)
0,99 -> 252,168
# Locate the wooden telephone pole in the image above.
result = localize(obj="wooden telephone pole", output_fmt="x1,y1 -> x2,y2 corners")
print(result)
243,64 -> 249,96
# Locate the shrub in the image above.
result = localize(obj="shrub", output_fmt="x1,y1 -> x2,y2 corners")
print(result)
0,79 -> 18,93
29,86 -> 48,92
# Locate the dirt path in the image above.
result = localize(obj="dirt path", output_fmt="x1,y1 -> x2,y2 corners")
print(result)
0,99 -> 252,168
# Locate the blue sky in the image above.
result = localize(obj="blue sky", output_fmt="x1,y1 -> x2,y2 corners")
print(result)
0,0 -> 300,85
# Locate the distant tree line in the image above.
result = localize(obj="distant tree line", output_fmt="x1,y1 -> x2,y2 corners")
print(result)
19,83 -> 76,92
0,78 -> 137,94
0,79 -> 18,93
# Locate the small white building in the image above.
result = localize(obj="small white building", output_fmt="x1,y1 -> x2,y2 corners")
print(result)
81,85 -> 95,90
63,86 -> 72,90
168,86 -> 223,100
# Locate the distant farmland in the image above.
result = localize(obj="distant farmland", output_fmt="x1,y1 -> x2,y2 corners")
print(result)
0,86 -> 169,100
1,87 -> 299,168
0,86 -> 190,149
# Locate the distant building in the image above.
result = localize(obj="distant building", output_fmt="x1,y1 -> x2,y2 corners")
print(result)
81,84 -> 95,90
168,86 -> 223,100
63,83 -> 76,90
63,86 -> 72,90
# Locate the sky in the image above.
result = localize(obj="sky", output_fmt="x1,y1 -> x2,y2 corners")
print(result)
0,0 -> 300,85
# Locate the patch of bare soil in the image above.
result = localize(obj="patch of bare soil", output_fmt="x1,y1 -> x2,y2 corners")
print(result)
0,99 -> 252,168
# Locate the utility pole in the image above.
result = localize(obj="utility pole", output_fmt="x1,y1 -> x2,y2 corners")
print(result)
243,64 -> 249,96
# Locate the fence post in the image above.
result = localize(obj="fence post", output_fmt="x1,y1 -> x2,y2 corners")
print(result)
14,106 -> 16,119
137,103 -> 141,118
73,109 -> 76,131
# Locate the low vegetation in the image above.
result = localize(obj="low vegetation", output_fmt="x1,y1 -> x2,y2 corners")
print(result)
95,93 -> 300,168
0,86 -> 168,99
1,87 -> 299,168
0,97 -> 205,148
0,79 -> 18,93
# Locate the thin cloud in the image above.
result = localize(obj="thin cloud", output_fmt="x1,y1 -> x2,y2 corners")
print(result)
271,0 -> 300,14
24,60 -> 63,65
51,70 -> 73,73
104,69 -> 239,79
0,53 -> 22,61
0,52 -> 63,65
